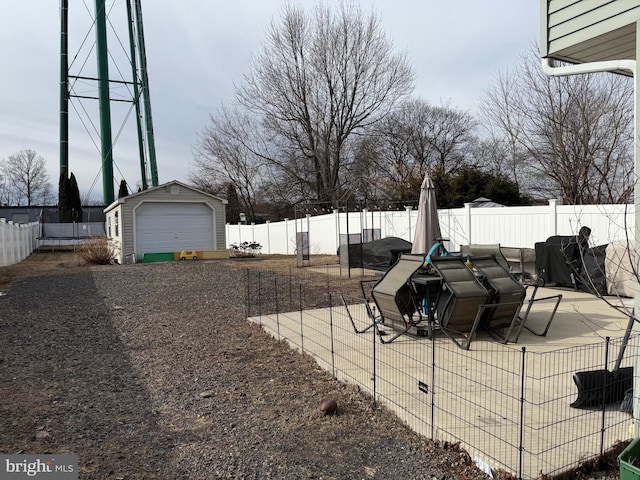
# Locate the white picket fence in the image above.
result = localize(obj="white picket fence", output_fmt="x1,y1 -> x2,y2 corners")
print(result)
0,218 -> 40,267
226,200 -> 636,255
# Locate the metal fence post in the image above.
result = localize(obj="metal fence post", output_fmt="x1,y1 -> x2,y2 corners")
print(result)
372,316 -> 377,402
519,347 -> 527,480
245,268 -> 250,319
299,284 -> 305,354
329,293 -> 336,379
431,327 -> 436,439
600,337 -> 611,456
258,271 -> 262,322
275,276 -> 280,340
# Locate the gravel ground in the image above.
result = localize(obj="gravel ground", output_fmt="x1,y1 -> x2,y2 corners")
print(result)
0,253 -> 623,479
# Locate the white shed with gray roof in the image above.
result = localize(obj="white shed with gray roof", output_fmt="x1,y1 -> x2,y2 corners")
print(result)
103,180 -> 227,263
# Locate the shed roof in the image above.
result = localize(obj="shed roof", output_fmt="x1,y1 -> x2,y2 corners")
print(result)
103,180 -> 228,213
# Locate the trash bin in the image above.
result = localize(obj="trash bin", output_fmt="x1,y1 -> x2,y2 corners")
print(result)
618,438 -> 640,479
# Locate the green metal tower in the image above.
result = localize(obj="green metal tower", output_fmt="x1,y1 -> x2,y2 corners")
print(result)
60,0 -> 159,205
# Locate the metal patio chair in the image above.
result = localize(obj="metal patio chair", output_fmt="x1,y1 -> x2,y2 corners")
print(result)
470,254 -> 563,343
429,256 -> 490,350
468,255 -> 527,344
341,253 -> 428,343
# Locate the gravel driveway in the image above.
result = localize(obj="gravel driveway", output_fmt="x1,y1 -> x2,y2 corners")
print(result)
0,256 -> 619,479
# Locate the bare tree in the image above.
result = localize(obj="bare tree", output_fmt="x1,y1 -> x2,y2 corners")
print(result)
191,108 -> 264,222
481,48 -> 634,204
372,99 -> 476,201
1,149 -> 52,206
0,171 -> 16,206
470,136 -> 535,195
234,3 -> 414,202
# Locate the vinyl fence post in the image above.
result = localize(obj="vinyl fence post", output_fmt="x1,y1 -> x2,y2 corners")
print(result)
266,220 -> 270,254
548,199 -> 558,237
405,205 -> 412,242
0,219 -> 5,267
9,222 -> 16,266
463,203 -> 473,244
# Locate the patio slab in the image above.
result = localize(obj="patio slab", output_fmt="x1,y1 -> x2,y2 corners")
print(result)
248,286 -> 637,478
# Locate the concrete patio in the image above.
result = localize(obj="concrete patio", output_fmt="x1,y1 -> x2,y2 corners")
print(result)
248,285 -> 638,478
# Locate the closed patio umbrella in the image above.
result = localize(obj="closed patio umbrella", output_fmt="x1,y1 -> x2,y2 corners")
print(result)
411,173 -> 441,254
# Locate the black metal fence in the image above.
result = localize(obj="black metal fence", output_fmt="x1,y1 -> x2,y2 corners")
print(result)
244,266 -> 636,479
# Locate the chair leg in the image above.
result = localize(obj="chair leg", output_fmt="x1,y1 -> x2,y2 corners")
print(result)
481,301 -> 525,344
515,285 -> 563,341
441,306 -> 485,350
373,318 -> 415,344
341,294 -> 379,334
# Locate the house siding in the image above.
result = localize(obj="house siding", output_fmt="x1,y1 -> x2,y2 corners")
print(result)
543,0 -> 640,59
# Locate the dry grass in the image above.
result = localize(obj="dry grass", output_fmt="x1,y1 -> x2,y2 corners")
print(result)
0,250 -> 84,290
78,237 -> 116,265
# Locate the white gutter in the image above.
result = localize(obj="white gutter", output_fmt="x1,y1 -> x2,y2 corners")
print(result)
541,57 -> 635,76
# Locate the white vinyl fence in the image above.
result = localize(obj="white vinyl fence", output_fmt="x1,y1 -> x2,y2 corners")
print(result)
0,218 -> 40,267
226,200 -> 636,255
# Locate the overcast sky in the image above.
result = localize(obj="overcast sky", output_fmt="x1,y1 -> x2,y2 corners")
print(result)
0,1 -> 540,203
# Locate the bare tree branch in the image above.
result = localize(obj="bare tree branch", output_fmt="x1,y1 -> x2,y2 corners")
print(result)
481,48 -> 633,204
234,3 -> 414,202
1,149 -> 52,206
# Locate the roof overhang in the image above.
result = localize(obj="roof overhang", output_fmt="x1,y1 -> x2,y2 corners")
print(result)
540,1 -> 639,77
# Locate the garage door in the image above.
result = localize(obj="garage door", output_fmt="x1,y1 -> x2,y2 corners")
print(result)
135,202 -> 214,255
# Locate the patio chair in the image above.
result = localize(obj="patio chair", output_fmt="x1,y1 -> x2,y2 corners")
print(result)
429,256 -> 490,350
369,253 -> 429,343
461,244 -> 510,271
468,255 -> 527,343
470,254 -> 563,342
341,253 -> 427,343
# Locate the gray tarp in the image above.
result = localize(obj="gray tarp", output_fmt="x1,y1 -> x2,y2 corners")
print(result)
338,237 -> 412,272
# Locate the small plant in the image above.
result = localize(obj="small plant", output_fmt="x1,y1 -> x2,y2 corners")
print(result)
229,241 -> 262,258
79,236 -> 116,265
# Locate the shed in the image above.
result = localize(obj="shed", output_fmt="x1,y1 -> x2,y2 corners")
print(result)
103,180 -> 228,263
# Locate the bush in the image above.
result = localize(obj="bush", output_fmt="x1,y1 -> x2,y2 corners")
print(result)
79,237 -> 116,265
229,241 -> 262,258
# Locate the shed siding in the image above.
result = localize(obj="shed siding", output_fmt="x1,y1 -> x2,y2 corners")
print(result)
123,202 -> 136,261
106,205 -> 124,264
544,0 -> 640,57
